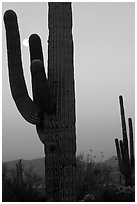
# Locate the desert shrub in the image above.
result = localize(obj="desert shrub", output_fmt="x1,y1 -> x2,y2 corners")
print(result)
114,185 -> 135,202
81,193 -> 95,202
75,152 -> 113,201
101,185 -> 135,202
75,151 -> 134,202
80,185 -> 135,202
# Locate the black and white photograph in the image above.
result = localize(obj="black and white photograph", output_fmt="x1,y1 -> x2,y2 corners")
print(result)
2,1 -> 135,202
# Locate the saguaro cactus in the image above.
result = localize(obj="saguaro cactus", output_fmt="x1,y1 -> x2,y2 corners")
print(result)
16,159 -> 24,187
4,2 -> 76,201
115,96 -> 134,187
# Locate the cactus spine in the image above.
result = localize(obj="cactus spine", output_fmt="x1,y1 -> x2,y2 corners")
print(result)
4,2 -> 76,201
115,96 -> 134,186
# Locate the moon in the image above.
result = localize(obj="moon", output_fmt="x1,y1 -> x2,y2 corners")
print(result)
23,39 -> 29,47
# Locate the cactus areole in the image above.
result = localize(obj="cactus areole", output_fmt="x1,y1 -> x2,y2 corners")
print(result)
4,2 -> 76,201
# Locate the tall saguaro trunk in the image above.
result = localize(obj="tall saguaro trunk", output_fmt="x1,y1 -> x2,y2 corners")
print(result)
44,3 -> 76,201
4,2 -> 76,201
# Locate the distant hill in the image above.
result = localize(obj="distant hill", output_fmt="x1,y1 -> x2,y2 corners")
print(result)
3,156 -> 119,178
3,157 -> 45,178
103,156 -> 118,168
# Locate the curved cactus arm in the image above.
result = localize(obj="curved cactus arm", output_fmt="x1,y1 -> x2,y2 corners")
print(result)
4,10 -> 42,124
128,118 -> 134,169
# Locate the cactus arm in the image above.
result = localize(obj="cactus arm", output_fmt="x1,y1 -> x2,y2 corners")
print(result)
119,140 -> 126,166
128,118 -> 134,169
115,138 -> 121,160
4,10 -> 42,124
119,96 -> 127,138
119,96 -> 130,167
29,34 -> 44,64
29,34 -> 56,114
119,140 -> 128,174
115,138 -> 125,174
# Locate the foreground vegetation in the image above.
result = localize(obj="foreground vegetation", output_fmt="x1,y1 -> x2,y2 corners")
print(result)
2,153 -> 135,202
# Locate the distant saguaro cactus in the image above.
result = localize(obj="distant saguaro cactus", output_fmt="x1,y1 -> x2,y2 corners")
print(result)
16,159 -> 24,187
4,2 -> 76,201
115,96 -> 134,187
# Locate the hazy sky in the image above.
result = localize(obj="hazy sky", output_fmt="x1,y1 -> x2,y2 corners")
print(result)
2,2 -> 135,162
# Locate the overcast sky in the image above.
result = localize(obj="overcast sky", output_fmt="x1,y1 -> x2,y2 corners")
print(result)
2,2 -> 135,162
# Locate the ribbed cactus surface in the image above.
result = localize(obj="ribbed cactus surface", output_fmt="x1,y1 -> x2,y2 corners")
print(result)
4,2 -> 76,201
115,96 -> 134,187
43,3 -> 76,201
